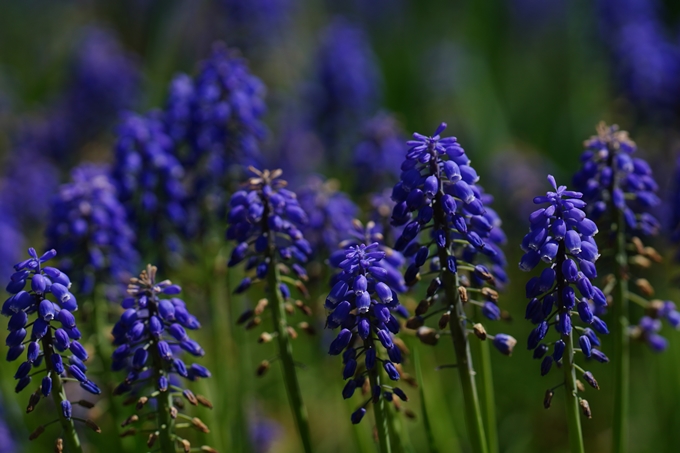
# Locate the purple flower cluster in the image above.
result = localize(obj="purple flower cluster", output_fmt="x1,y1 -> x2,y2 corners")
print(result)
46,165 -> 139,295
111,265 -> 212,440
573,122 -> 660,235
112,111 -> 188,263
352,113 -> 405,191
520,176 -> 609,382
296,175 -> 358,255
325,242 -> 408,424
227,168 -> 311,294
2,248 -> 100,420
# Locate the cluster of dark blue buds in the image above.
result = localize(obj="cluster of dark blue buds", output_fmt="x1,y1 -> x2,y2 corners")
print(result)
391,123 -> 514,356
325,242 -> 409,424
520,176 -> 609,394
3,248 -> 100,439
112,112 -> 188,265
111,265 -> 214,450
46,164 -> 139,295
573,122 -> 677,351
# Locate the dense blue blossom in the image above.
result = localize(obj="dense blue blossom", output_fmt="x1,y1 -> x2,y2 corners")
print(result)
111,265 -> 213,444
308,18 -> 381,154
221,0 -> 295,48
0,397 -> 16,453
520,176 -> 609,384
46,164 -> 139,295
296,175 -> 359,255
325,242 -> 408,423
2,248 -> 100,437
112,111 -> 187,264
352,113 -> 405,191
0,212 -> 24,275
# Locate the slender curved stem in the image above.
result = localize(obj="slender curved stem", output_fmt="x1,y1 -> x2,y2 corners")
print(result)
42,329 -> 83,453
612,209 -> 629,453
149,305 -> 175,453
474,338 -> 498,453
414,346 -> 439,453
368,362 -> 391,453
265,251 -> 313,453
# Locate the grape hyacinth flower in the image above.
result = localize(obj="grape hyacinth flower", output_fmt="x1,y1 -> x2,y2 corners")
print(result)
352,112 -> 405,192
2,248 -> 100,452
46,164 -> 139,295
520,176 -> 609,453
227,167 -> 313,453
296,175 -> 359,257
111,265 -> 215,452
392,122 -> 514,453
112,111 -> 187,267
325,241 -> 408,450
573,122 -> 675,453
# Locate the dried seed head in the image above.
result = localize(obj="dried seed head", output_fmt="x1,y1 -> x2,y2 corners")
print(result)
298,322 -> 316,335
54,438 -> 63,453
29,425 -> 45,441
405,316 -> 424,330
415,299 -> 431,316
438,312 -> 451,330
583,371 -> 600,390
197,395 -> 214,409
76,400 -> 95,409
136,396 -> 149,410
416,327 -> 439,345
254,299 -> 269,316
576,380 -> 585,393
635,278 -> 654,297
181,439 -> 191,452
286,326 -> 298,339
121,414 -> 139,427
170,406 -> 179,419
482,287 -> 499,301
245,317 -> 262,330
256,360 -> 270,377
543,389 -> 554,409
85,420 -> 102,433
184,389 -> 198,406
579,398 -> 592,419
147,433 -> 158,448
258,332 -> 273,343
473,323 -> 487,340
192,417 -> 210,433
120,429 -> 137,438
458,286 -> 468,303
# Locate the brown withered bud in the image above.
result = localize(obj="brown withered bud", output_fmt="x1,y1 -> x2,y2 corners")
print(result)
254,299 -> 269,316
406,316 -> 425,330
426,278 -> 441,297
630,255 -> 651,268
482,287 -> 499,301
170,407 -> 179,419
277,263 -> 290,275
76,400 -> 95,409
583,371 -> 600,390
438,311 -> 451,330
393,338 -> 410,356
201,447 -> 219,453
543,389 -> 554,409
286,326 -> 298,340
298,322 -> 316,335
85,420 -> 102,433
55,438 -> 63,453
245,317 -> 262,330
500,310 -> 512,321
258,332 -> 273,343
120,429 -> 137,438
295,300 -> 312,316
415,299 -> 431,316
197,395 -> 214,409
393,399 -> 402,412
295,281 -> 310,298
147,433 -> 158,448
635,278 -> 654,297
29,425 -> 45,441
576,380 -> 585,393
416,327 -> 439,345
579,398 -> 592,419
284,303 -> 295,315
401,373 -> 419,388
123,395 -> 137,406
458,286 -> 468,303
114,383 -> 130,395
121,414 -> 139,427
631,236 -> 645,255
174,398 -> 185,410
192,417 -> 210,433
404,409 -> 417,420
184,390 -> 198,406
236,309 -> 254,325
136,396 -> 149,410
643,246 -> 663,263
181,439 -> 191,453
256,360 -> 270,377
647,300 -> 665,318
27,390 -> 41,413
473,323 -> 487,340
361,377 -> 371,395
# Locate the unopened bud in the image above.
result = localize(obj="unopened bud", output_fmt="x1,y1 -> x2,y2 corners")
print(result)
181,439 -> 191,452
295,300 -> 312,316
121,414 -> 139,427
254,299 -> 268,316
147,433 -> 158,448
426,278 -> 441,297
298,322 -> 316,335
27,390 -> 41,413
406,316 -> 424,330
438,312 -> 450,330
576,380 -> 585,393
635,278 -> 654,297
393,338 -> 410,356
647,299 -> 664,318
286,326 -> 298,340
631,236 -> 645,254
415,299 -> 431,316
258,332 -> 273,343
201,447 -> 219,453
197,395 -> 213,409
184,389 -> 198,406
76,400 -> 95,409
643,246 -> 662,263
54,438 -> 63,453
583,371 -> 600,390
245,317 -> 261,330
543,389 -> 554,409
404,409 -> 417,420
579,398 -> 592,419
236,309 -> 254,325
473,323 -> 487,340
136,396 -> 149,410
256,360 -> 270,377
85,419 -> 102,433
192,417 -> 210,433
630,255 -> 651,268
458,286 -> 468,303
29,425 -> 45,441
284,303 -> 295,315
170,406 -> 178,419
120,429 -> 137,438
482,287 -> 499,301
416,327 -> 439,345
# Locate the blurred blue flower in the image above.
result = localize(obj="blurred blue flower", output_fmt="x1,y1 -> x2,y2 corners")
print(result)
46,164 -> 139,295
352,112 -> 405,192
221,0 -> 295,48
248,410 -> 282,453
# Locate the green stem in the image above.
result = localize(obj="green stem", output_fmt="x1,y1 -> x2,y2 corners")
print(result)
42,330 -> 83,453
368,361 -> 392,453
612,209 -> 629,453
562,330 -> 585,453
265,252 -> 313,453
414,346 -> 439,453
149,303 -> 175,453
473,338 -> 498,453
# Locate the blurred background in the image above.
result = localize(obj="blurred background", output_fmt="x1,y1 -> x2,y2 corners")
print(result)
1,0 -> 680,452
